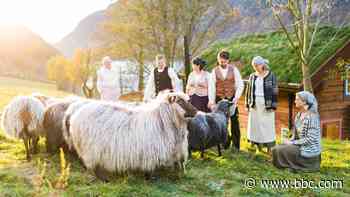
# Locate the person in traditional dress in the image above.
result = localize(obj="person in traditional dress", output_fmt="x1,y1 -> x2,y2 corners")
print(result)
245,56 -> 278,153
144,54 -> 182,102
96,56 -> 121,101
272,91 -> 322,172
208,51 -> 244,151
186,57 -> 210,112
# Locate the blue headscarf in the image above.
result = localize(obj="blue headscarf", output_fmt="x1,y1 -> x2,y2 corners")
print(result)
252,56 -> 270,70
296,91 -> 318,113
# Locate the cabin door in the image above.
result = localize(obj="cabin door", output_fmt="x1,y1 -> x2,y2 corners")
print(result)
322,120 -> 342,140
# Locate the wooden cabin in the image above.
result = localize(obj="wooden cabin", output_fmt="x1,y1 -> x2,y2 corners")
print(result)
311,40 -> 350,140
237,40 -> 350,140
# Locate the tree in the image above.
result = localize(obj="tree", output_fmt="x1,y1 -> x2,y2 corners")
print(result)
71,49 -> 99,97
102,0 -> 154,91
268,0 -> 350,92
102,0 -> 237,89
176,0 -> 237,82
46,55 -> 71,90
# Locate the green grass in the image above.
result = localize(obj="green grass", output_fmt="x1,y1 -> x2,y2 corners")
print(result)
202,26 -> 350,83
0,77 -> 349,196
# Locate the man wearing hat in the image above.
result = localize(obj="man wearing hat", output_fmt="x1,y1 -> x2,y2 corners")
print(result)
97,56 -> 121,101
208,51 -> 244,151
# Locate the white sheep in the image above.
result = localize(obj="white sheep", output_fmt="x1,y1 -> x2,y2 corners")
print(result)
1,96 -> 45,160
69,92 -> 197,180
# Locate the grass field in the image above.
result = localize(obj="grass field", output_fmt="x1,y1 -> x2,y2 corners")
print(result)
0,77 -> 349,196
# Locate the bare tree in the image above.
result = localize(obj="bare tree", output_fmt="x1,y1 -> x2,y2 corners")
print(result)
268,0 -> 350,91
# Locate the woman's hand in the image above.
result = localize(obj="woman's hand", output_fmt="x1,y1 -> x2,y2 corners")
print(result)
284,140 -> 293,145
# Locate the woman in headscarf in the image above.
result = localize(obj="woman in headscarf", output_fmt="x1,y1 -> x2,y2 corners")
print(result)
245,56 -> 278,153
186,57 -> 210,112
272,91 -> 322,172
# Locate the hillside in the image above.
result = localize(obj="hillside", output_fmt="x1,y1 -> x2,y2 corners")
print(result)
55,0 -> 350,57
202,26 -> 350,83
0,25 -> 60,81
55,10 -> 106,57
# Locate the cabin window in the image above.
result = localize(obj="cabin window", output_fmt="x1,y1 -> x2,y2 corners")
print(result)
344,65 -> 350,97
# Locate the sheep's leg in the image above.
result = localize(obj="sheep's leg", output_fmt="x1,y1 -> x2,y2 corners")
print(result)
144,171 -> 156,180
200,149 -> 204,158
188,148 -> 192,159
32,136 -> 39,154
174,161 -> 185,179
94,165 -> 111,182
23,136 -> 31,161
217,144 -> 222,156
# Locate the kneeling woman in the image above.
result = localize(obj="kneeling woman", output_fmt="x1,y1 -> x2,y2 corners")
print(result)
272,91 -> 322,172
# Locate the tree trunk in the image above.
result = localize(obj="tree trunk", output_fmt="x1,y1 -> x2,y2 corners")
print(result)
138,61 -> 144,91
301,62 -> 313,92
184,35 -> 191,88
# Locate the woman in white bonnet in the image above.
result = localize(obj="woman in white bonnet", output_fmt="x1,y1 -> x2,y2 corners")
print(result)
96,56 -> 121,101
245,56 -> 278,153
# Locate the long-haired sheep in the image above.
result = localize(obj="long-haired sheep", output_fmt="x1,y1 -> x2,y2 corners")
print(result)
69,92 -> 197,180
43,97 -> 81,153
62,99 -> 92,152
31,93 -> 59,107
1,96 -> 45,160
188,100 -> 233,158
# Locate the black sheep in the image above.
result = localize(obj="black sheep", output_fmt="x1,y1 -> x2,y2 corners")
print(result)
188,100 -> 233,158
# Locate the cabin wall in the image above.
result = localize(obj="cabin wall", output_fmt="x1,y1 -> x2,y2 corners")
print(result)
315,75 -> 350,140
312,41 -> 350,140
237,91 -> 293,137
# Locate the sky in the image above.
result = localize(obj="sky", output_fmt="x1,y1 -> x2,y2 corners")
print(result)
0,0 -> 113,44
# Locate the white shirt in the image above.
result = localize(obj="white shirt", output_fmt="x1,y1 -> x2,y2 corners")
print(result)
208,65 -> 244,104
96,66 -> 121,100
254,76 -> 264,97
186,71 -> 210,96
144,66 -> 182,102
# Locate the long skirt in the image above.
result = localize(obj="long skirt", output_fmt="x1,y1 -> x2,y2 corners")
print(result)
247,96 -> 275,147
189,94 -> 210,112
272,144 -> 321,172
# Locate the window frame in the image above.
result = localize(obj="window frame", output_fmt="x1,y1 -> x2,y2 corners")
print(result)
344,65 -> 350,99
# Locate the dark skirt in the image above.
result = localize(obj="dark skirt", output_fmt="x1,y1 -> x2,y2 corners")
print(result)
248,140 -> 275,148
272,144 -> 321,172
189,94 -> 210,112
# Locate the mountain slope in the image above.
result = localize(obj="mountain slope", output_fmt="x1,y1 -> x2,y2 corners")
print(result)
0,25 -> 60,81
55,10 -> 106,57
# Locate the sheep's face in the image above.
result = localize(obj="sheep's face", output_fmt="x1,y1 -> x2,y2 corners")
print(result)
167,95 -> 198,118
215,100 -> 233,117
32,94 -> 50,106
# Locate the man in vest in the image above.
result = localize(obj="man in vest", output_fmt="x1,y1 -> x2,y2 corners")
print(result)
208,51 -> 244,151
144,54 -> 182,102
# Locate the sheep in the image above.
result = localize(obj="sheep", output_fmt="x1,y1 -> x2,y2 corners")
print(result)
187,100 -> 233,158
69,92 -> 197,180
62,99 -> 92,152
31,93 -> 59,107
1,96 -> 45,160
43,97 -> 82,153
